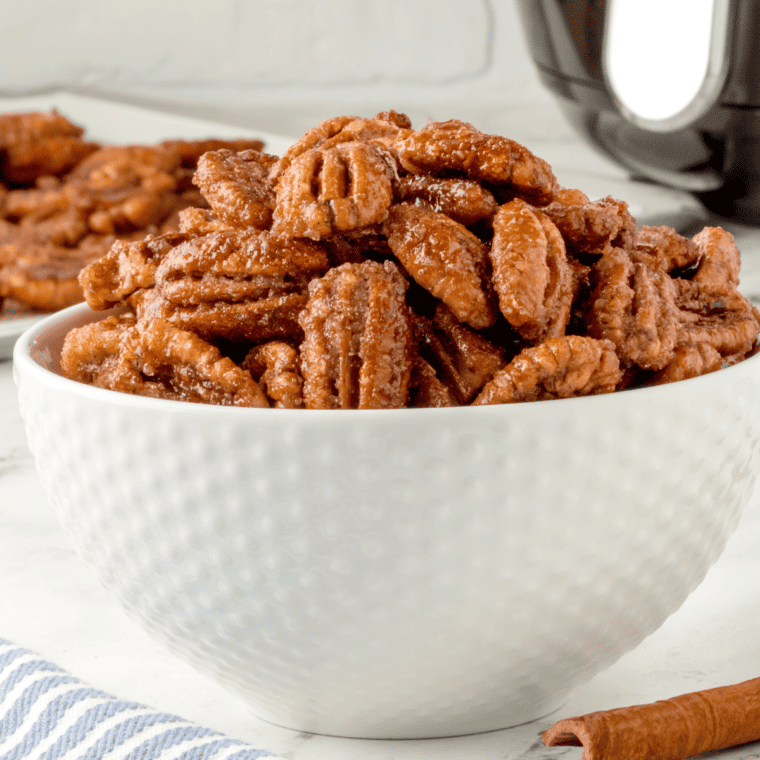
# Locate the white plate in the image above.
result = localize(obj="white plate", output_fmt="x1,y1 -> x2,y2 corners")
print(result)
0,91 -> 296,360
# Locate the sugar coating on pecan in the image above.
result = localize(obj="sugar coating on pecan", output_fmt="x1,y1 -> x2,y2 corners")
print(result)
384,202 -> 495,330
270,113 -> 409,184
393,119 -> 557,204
473,336 -> 621,404
193,149 -> 276,230
242,341 -> 304,409
61,313 -> 138,389
63,313 -> 269,407
146,229 -> 328,342
675,279 -> 760,358
79,231 -> 189,310
633,225 -> 700,273
541,195 -> 636,256
691,226 -> 741,290
299,260 -> 412,409
584,247 -> 680,370
272,142 -> 396,240
394,175 -> 498,226
490,198 -> 574,342
653,342 -> 723,385
177,207 -> 236,236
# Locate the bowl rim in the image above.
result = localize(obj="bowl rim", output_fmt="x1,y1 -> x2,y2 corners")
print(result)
13,301 -> 760,417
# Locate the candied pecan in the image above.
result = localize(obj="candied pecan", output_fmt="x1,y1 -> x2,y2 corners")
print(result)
541,195 -> 636,255
0,240 -> 105,311
633,225 -> 741,292
148,229 -> 329,342
392,119 -> 557,204
384,202 -> 495,330
374,110 -> 413,129
242,341 -> 304,409
473,336 -> 621,404
272,142 -> 396,240
68,144 -> 181,180
413,304 -> 504,403
3,136 -> 100,185
3,183 -> 69,221
394,175 -> 498,226
177,207 -> 236,236
3,180 -> 90,246
0,111 -> 99,184
19,206 -> 88,248
79,231 -> 189,310
675,279 -> 760,358
160,137 -> 265,168
299,260 -> 412,409
61,313 -> 139,389
193,149 -> 276,230
691,226 -> 741,289
408,357 -> 458,408
64,314 -> 269,407
652,343 -> 723,385
489,198 -> 574,342
633,224 -> 699,273
270,114 -> 407,184
61,144 -> 181,234
0,110 -> 84,145
325,231 -> 393,266
584,247 -> 680,370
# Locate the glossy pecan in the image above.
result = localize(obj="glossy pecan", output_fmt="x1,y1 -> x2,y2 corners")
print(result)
299,260 -> 412,409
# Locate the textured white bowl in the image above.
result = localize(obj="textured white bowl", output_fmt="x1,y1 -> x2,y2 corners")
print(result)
13,302 -> 760,739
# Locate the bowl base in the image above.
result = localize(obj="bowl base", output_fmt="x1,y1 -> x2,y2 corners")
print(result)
245,695 -> 569,740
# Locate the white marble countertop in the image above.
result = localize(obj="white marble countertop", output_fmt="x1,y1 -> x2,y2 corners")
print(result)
2,95 -> 760,759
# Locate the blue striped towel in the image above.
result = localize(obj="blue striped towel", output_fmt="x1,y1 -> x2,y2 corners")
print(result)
0,638 -> 284,760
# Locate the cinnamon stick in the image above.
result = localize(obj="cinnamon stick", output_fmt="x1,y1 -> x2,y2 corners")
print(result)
543,677 -> 760,760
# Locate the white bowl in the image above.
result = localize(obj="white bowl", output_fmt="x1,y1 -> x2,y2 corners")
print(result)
13,302 -> 760,739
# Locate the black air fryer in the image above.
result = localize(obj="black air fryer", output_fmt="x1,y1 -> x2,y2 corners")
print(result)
516,0 -> 760,222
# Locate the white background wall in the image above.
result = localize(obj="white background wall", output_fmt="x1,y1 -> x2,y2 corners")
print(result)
1,0 -> 554,129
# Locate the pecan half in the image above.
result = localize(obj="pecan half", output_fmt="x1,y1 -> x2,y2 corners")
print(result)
384,202 -> 495,330
193,148 -> 277,230
584,247 -> 680,370
299,260 -> 412,409
473,336 -> 621,404
272,142 -> 396,240
392,119 -> 557,204
489,198 -> 574,342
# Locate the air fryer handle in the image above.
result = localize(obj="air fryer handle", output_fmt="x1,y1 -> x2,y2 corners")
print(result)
602,0 -> 733,133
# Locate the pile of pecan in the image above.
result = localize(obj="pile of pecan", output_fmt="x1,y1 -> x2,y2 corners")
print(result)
0,110 -> 263,313
62,111 -> 760,408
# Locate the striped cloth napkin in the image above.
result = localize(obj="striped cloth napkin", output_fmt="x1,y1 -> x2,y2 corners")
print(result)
0,638 -> 285,760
